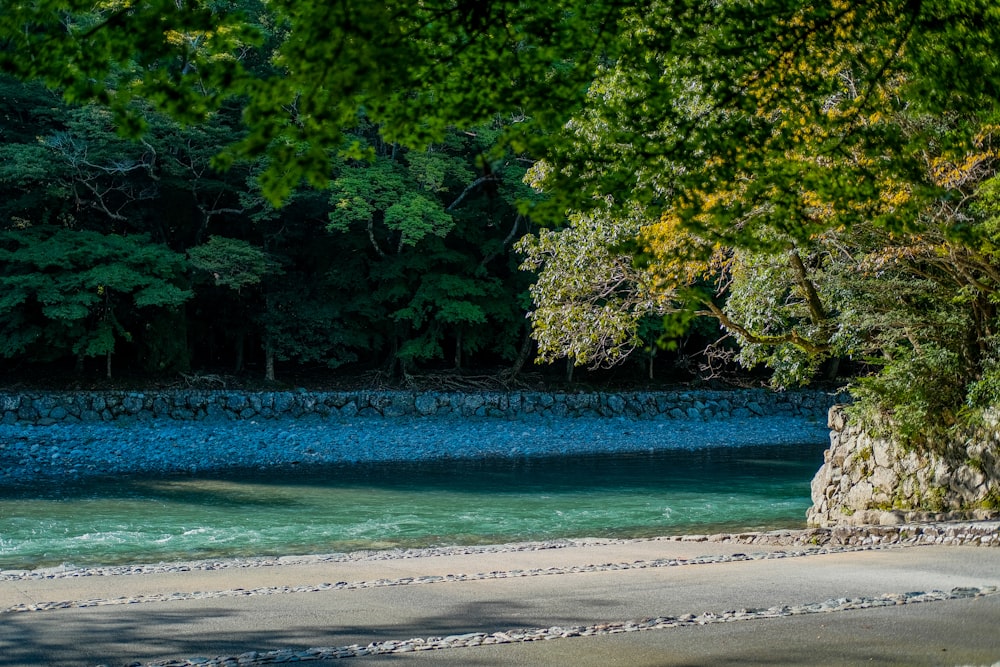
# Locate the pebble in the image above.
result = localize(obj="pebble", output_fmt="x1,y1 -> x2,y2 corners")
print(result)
0,414 -> 832,485
88,584 -> 999,667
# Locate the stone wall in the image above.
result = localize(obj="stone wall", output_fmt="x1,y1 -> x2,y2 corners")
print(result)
0,387 -> 843,425
808,406 -> 1000,526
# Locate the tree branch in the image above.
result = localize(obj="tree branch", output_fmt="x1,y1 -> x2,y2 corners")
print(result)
788,246 -> 828,325
446,175 -> 496,211
702,301 -> 831,356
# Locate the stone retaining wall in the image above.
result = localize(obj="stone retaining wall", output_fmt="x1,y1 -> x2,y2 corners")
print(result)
0,388 -> 843,425
807,406 -> 1000,526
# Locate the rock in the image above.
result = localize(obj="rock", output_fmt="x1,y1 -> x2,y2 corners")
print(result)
224,394 -> 247,411
272,393 -> 295,414
32,396 -> 58,415
828,406 -> 847,430
0,388 -> 838,427
121,395 -> 145,414
842,480 -> 874,514
17,404 -> 40,421
607,394 -> 625,415
878,511 -> 904,526
382,404 -> 408,418
872,439 -> 894,469
414,394 -> 438,416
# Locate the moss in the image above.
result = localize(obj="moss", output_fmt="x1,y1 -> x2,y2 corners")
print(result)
851,444 -> 874,464
884,477 -> 919,511
923,485 -> 948,513
870,485 -> 895,511
976,488 -> 1000,511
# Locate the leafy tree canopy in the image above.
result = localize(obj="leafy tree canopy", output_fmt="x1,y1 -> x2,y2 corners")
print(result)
0,226 -> 190,374
535,0 -> 1000,245
4,1 -> 998,233
0,0 -> 623,205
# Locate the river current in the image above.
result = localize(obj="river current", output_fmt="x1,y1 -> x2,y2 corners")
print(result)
0,442 -> 828,570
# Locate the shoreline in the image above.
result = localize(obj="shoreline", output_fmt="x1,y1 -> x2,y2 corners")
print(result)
5,410 -> 995,587
4,520 -> 997,581
4,521 -> 998,667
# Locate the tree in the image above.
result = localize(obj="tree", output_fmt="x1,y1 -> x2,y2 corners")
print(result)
517,206 -> 673,371
512,1 -> 1000,437
0,73 -> 547,382
0,75 -> 264,378
7,0 -> 1000,411
535,1 -> 1000,243
5,1 -> 1000,220
324,122 -> 536,377
0,227 -> 191,378
636,121 -> 1000,440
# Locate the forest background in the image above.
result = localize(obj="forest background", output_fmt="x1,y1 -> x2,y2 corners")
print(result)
3,0 -> 1000,445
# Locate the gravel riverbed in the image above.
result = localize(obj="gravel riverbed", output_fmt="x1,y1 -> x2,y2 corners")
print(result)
0,413 -> 831,485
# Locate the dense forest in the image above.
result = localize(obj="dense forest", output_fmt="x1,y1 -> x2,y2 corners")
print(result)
3,1 -> 1000,441
0,76 -> 555,384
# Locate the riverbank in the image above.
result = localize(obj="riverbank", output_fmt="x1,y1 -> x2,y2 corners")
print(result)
0,412 -> 832,485
3,521 -> 998,581
1,387 -> 843,424
2,527 -> 998,667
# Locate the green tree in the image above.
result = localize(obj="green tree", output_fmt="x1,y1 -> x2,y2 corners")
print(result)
187,235 -> 271,291
8,0 -> 1000,409
6,1 -> 1000,220
535,1 -> 1000,241
0,76 -> 260,378
0,227 -> 191,378
517,207 -> 672,371
325,123 -> 534,376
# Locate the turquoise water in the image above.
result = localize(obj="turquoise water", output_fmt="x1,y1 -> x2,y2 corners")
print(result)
0,443 -> 827,570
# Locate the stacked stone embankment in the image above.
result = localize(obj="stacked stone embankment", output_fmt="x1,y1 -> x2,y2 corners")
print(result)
0,387 -> 842,425
0,388 -> 840,484
808,406 -> 1000,526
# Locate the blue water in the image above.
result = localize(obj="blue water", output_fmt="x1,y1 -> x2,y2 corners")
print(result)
0,442 -> 827,570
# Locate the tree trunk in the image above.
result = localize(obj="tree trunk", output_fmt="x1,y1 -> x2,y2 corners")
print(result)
385,334 -> 401,379
565,357 -> 574,383
105,350 -> 112,380
265,341 -> 275,382
454,329 -> 463,370
823,356 -> 841,381
508,332 -> 534,378
234,334 -> 245,373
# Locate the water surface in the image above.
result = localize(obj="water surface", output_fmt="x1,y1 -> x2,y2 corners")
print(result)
0,442 -> 827,569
